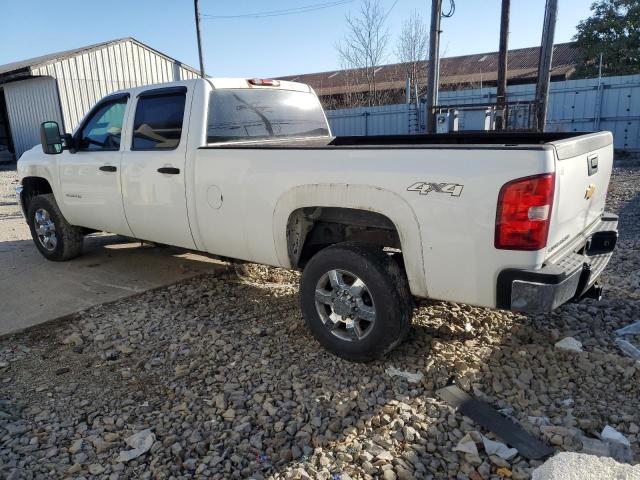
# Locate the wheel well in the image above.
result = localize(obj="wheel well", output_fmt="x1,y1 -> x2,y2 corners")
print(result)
286,207 -> 402,268
21,177 -> 53,213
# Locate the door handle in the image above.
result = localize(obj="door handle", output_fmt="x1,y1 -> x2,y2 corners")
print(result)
99,165 -> 117,172
157,167 -> 180,175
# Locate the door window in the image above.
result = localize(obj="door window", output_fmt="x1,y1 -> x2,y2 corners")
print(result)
132,92 -> 186,150
78,99 -> 127,151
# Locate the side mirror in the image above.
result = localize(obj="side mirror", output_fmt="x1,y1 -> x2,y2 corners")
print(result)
40,121 -> 63,154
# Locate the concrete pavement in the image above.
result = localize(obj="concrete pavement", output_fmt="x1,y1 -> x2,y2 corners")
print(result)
0,166 -> 226,336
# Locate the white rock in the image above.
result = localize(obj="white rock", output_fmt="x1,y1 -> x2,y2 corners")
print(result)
375,449 -> 394,461
453,433 -> 478,456
600,425 -> 631,447
554,337 -> 583,352
385,367 -> 423,383
62,332 -> 83,347
116,429 -> 155,462
532,452 -> 640,480
481,435 -> 518,460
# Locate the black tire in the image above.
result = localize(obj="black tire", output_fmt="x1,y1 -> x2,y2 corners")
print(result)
300,242 -> 413,362
27,193 -> 84,261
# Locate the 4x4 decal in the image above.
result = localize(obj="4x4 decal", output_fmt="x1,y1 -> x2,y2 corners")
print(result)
407,182 -> 464,197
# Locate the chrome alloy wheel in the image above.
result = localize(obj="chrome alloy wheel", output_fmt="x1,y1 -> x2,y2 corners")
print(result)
314,269 -> 376,341
34,208 -> 57,251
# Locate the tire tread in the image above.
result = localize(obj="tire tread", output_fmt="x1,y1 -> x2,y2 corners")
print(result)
27,194 -> 83,261
300,242 -> 413,362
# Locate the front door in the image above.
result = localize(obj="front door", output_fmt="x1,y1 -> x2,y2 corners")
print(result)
120,86 -> 195,249
58,94 -> 132,236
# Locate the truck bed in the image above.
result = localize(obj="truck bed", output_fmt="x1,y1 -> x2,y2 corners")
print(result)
202,131 -> 597,150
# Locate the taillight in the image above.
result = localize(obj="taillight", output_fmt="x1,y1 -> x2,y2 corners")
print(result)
495,173 -> 555,250
248,78 -> 280,87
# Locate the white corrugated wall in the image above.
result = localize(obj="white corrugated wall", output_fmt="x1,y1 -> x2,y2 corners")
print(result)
3,77 -> 64,158
30,39 -> 198,135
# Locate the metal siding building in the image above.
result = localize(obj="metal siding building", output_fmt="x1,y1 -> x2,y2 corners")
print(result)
280,43 -> 579,107
0,38 -> 199,159
3,77 -> 64,158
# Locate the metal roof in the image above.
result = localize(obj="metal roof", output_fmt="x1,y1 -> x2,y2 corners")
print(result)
0,37 -> 199,81
279,42 -> 579,96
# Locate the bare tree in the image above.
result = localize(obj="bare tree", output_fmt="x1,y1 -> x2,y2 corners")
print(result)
336,0 -> 390,106
338,54 -> 363,109
395,11 -> 428,102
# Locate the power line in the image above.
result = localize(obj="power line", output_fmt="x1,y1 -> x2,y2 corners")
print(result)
201,0 -> 355,20
383,0 -> 399,20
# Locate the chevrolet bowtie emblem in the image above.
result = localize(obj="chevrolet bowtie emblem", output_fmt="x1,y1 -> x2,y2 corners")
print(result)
585,184 -> 596,200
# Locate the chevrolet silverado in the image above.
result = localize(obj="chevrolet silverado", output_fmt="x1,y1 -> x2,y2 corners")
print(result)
16,77 -> 618,361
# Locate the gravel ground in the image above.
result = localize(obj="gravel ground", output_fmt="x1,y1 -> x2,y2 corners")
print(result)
1,163 -> 639,479
0,165 -> 24,242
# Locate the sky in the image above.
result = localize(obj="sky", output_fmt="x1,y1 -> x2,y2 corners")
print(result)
0,0 -> 594,78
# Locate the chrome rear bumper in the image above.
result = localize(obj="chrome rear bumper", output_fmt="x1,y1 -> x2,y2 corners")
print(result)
496,213 -> 618,313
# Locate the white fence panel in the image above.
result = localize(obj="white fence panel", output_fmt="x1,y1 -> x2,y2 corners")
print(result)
326,74 -> 640,151
326,103 -> 418,136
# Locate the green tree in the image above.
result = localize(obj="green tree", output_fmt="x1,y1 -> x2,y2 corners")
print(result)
573,0 -> 640,78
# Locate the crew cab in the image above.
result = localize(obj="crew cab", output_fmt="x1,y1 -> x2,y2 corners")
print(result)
17,78 -> 618,361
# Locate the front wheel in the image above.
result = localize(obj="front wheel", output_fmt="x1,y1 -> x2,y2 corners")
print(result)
300,242 -> 413,362
27,194 -> 84,261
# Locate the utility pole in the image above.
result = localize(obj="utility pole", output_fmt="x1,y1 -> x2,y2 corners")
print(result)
194,0 -> 206,77
495,0 -> 510,130
534,0 -> 558,132
406,78 -> 411,104
426,0 -> 443,134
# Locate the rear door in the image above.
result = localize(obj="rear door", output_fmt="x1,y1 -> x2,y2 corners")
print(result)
546,132 -> 613,257
120,86 -> 196,249
58,93 -> 132,236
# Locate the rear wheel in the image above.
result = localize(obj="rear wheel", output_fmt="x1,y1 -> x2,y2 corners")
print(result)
27,194 -> 84,261
300,242 -> 413,362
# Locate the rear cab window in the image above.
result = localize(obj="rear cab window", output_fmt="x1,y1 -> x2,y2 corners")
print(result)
206,88 -> 330,144
132,87 -> 187,150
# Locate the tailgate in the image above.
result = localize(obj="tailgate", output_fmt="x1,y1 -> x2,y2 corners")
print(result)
545,131 -> 613,259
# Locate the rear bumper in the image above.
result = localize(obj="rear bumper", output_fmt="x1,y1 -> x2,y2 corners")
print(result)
496,213 -> 618,313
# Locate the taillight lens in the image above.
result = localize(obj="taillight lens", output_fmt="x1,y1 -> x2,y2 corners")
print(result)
248,78 -> 280,87
495,173 -> 555,250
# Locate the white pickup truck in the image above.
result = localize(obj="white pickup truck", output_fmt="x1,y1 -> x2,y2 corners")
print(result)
17,77 -> 618,361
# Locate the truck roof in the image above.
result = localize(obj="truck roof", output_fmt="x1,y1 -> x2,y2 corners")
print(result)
109,77 -> 313,98
207,77 -> 312,92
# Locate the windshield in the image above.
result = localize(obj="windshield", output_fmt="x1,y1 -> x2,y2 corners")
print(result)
207,89 -> 330,143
